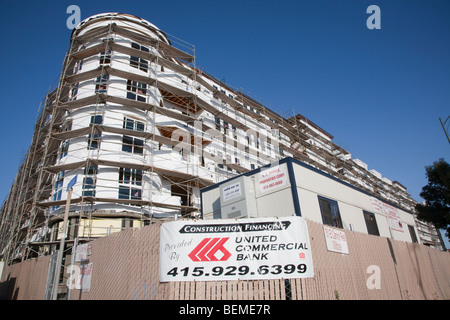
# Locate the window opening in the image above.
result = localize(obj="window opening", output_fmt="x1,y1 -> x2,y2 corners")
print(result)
82,165 -> 98,197
363,211 -> 380,236
88,115 -> 103,150
126,80 -> 147,102
99,50 -> 111,65
408,225 -> 418,243
318,196 -> 343,228
118,167 -> 142,200
95,74 -> 109,93
130,42 -> 149,72
122,135 -> 144,154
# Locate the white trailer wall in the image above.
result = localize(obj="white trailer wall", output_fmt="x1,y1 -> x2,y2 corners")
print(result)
201,157 -> 419,244
292,162 -> 417,242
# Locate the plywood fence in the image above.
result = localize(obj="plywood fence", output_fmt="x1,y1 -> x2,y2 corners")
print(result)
1,220 -> 449,300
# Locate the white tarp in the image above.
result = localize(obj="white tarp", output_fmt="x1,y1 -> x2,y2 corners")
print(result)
159,216 -> 314,282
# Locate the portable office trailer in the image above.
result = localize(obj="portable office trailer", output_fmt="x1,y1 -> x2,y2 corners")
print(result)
201,157 -> 419,244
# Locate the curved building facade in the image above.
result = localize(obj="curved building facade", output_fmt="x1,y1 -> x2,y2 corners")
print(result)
46,13 -> 210,236
0,13 -> 442,263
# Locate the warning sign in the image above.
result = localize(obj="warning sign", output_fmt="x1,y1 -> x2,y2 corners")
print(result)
159,216 -> 314,282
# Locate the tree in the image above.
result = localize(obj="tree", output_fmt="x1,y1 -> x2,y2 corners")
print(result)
415,158 -> 450,242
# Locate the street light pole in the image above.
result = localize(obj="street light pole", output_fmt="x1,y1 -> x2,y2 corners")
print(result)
439,116 -> 450,144
51,174 -> 77,300
51,186 -> 72,300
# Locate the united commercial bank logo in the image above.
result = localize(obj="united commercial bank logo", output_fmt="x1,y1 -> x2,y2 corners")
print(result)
188,238 -> 231,262
181,221 -> 291,262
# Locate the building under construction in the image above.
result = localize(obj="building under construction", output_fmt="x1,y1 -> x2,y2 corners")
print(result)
0,13 -> 443,265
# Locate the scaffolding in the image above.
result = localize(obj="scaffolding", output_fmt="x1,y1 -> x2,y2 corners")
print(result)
0,14 -> 202,265
0,12 -> 441,269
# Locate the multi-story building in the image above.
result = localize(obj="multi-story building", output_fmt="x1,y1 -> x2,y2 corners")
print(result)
0,13 -> 443,264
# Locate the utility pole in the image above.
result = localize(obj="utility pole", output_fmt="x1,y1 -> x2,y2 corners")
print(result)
439,116 -> 450,144
51,175 -> 77,300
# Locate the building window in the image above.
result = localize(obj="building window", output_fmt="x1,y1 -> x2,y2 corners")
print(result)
95,74 -> 108,93
119,186 -> 142,200
318,196 -> 343,228
363,211 -> 380,236
215,116 -> 221,131
53,174 -> 63,200
118,167 -> 142,201
82,165 -> 98,197
408,225 -> 418,243
91,115 -> 103,125
59,140 -> 69,159
122,135 -> 144,154
119,167 -> 142,186
126,80 -> 147,102
232,125 -> 237,139
88,115 -> 103,150
130,42 -> 149,72
82,177 -> 96,197
99,50 -> 111,65
122,218 -> 133,229
71,83 -> 79,101
123,117 -> 145,132
223,120 -> 229,134
74,60 -> 83,73
51,171 -> 65,211
88,130 -> 101,150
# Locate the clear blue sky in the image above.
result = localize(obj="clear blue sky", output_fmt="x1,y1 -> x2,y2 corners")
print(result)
0,1 -> 449,244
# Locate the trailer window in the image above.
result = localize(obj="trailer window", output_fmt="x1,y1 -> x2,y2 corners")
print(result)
318,196 -> 343,228
363,211 -> 380,236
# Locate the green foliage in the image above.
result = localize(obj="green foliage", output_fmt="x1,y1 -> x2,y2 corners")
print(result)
415,159 -> 450,240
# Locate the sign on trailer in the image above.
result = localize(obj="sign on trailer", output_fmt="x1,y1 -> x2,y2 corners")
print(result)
257,164 -> 288,194
323,225 -> 349,254
159,216 -> 314,282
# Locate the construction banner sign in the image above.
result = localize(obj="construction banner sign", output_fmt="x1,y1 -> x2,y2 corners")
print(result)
159,216 -> 314,282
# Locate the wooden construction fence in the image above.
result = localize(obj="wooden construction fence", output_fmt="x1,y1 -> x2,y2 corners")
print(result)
1,220 -> 449,300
